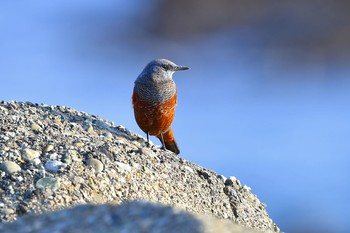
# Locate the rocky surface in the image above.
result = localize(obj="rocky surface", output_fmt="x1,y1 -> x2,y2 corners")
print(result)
0,101 -> 279,232
0,201 -> 261,233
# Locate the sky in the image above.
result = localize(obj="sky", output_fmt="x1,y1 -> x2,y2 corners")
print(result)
1,1 -> 350,232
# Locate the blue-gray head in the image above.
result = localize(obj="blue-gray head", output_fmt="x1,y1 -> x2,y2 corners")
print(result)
136,59 -> 189,84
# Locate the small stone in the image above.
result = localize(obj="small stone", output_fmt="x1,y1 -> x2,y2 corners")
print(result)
225,176 -> 241,190
48,153 -> 58,160
38,165 -> 46,177
54,117 -> 63,125
85,124 -> 94,133
72,176 -> 85,185
64,150 -> 79,164
183,166 -> 194,174
30,158 -> 42,166
2,208 -> 15,215
141,147 -> 156,157
74,142 -> 84,148
22,148 -> 41,161
31,123 -> 41,131
8,185 -> 15,195
103,132 -> 113,139
36,177 -> 60,192
242,185 -> 251,192
86,158 -> 104,173
45,160 -> 63,173
0,161 -> 21,174
44,144 -> 54,153
115,161 -> 132,172
217,175 -> 227,181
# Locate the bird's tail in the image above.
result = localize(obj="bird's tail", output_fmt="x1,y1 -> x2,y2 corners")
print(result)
157,128 -> 180,155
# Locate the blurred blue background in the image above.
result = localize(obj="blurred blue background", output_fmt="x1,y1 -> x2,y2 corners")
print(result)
1,1 -> 349,232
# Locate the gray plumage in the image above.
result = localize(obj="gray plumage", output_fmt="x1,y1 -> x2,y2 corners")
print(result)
134,59 -> 189,104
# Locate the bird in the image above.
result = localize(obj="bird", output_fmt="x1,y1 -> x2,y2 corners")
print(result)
132,59 -> 189,154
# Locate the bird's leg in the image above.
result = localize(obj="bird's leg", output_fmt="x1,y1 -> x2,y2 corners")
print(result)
159,133 -> 166,150
146,132 -> 150,147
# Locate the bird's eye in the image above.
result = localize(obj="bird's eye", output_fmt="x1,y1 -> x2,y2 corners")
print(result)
161,65 -> 169,70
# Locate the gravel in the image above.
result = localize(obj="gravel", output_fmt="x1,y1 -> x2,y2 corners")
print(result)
0,101 -> 280,232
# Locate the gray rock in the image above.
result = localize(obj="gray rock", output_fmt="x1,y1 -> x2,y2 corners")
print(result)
36,177 -> 60,192
44,144 -> 54,153
225,176 -> 242,190
45,160 -> 64,173
0,161 -> 21,174
115,161 -> 132,172
21,148 -> 40,161
31,123 -> 41,131
0,201 -> 261,233
86,158 -> 104,173
0,101 -> 279,233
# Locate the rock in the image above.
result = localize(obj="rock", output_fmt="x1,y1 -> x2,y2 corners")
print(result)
44,144 -> 54,153
115,161 -> 132,172
44,160 -> 64,173
21,148 -> 40,161
86,158 -> 104,173
0,201 -> 262,233
0,161 -> 21,174
183,165 -> 194,174
73,142 -> 84,148
31,123 -> 41,131
0,101 -> 279,232
36,177 -> 60,192
102,132 -> 113,139
225,176 -> 242,190
30,158 -> 42,166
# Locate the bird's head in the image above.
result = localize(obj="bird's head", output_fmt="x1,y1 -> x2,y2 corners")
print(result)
138,59 -> 189,83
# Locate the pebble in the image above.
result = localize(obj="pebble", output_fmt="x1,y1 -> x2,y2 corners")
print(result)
44,144 -> 54,153
74,142 -> 84,148
48,153 -> 58,160
225,176 -> 241,190
217,175 -> 227,181
242,185 -> 251,192
30,158 -> 42,166
141,147 -> 156,157
45,160 -> 64,173
2,208 -> 15,215
86,158 -> 104,173
21,148 -> 41,161
64,150 -> 79,164
36,177 -> 60,192
38,165 -> 46,177
183,166 -> 194,174
103,132 -> 113,139
8,185 -> 15,195
0,161 -> 21,174
85,124 -> 94,133
115,161 -> 132,172
31,123 -> 41,131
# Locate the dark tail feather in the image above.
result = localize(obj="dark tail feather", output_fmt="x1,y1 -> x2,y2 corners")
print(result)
164,140 -> 180,155
157,128 -> 180,154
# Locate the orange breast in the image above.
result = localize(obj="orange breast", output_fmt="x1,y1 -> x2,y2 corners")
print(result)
132,88 -> 177,136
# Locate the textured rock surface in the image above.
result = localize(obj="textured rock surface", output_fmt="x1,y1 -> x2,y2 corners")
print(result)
0,101 -> 279,232
0,201 -> 260,233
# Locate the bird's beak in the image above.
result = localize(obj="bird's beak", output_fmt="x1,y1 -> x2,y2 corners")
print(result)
174,66 -> 190,71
